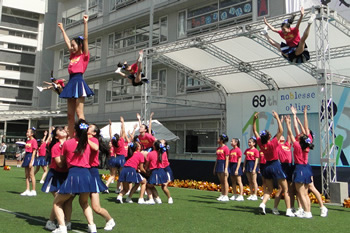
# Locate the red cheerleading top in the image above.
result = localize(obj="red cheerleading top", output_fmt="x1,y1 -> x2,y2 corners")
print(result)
124,151 -> 145,170
147,151 -> 167,170
257,137 -> 279,161
50,142 -> 68,173
113,137 -> 128,157
293,141 -> 309,165
89,137 -> 99,167
138,133 -> 155,149
244,148 -> 259,160
278,27 -> 300,47
68,52 -> 90,74
259,150 -> 266,164
38,142 -> 47,156
229,147 -> 242,163
216,145 -> 229,160
25,138 -> 38,153
129,63 -> 138,75
62,138 -> 91,169
277,142 -> 292,163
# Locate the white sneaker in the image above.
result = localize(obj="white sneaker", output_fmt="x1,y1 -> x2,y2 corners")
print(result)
125,190 -> 130,196
272,208 -> 280,215
40,180 -> 44,184
155,197 -> 162,204
303,211 -> 313,219
52,225 -> 67,233
116,195 -> 123,204
295,208 -> 304,218
103,189 -> 110,194
168,197 -> 173,204
250,195 -> 258,201
235,195 -> 244,201
261,25 -> 268,35
259,203 -> 266,215
115,188 -> 120,194
285,208 -> 295,217
87,224 -> 97,233
230,194 -> 237,201
146,199 -> 155,205
216,195 -> 223,201
221,195 -> 229,202
138,198 -> 146,204
28,190 -> 37,196
115,67 -> 121,73
260,196 -> 264,200
247,195 -> 253,200
308,14 -> 316,24
104,218 -> 116,231
45,220 -> 56,231
37,86 -> 44,92
138,51 -> 143,62
65,222 -> 71,231
125,197 -> 133,203
20,190 -> 30,196
320,206 -> 328,217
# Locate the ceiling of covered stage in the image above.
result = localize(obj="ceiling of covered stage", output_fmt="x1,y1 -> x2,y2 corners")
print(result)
153,7 -> 350,95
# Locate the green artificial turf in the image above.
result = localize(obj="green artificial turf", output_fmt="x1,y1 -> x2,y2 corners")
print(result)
0,167 -> 349,233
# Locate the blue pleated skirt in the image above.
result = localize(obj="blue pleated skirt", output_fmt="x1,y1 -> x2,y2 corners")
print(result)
293,164 -> 312,184
36,156 -> 48,166
58,167 -> 97,194
108,155 -> 125,168
245,160 -> 258,173
306,163 -> 313,176
89,167 -> 108,193
164,165 -> 174,181
262,160 -> 286,180
148,168 -> 168,185
119,166 -> 144,183
229,162 -> 243,176
280,42 -> 310,64
41,168 -> 68,193
59,73 -> 94,99
215,160 -> 226,173
22,153 -> 35,167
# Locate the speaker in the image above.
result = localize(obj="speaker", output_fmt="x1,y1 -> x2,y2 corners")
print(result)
186,135 -> 198,153
330,182 -> 349,204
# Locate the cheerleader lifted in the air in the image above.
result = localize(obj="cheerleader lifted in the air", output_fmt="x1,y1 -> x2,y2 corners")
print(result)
261,7 -> 315,64
115,50 -> 149,86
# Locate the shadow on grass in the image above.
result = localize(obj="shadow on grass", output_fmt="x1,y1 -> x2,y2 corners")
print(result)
210,205 -> 264,215
188,195 -> 219,200
7,191 -> 22,195
185,199 -> 228,204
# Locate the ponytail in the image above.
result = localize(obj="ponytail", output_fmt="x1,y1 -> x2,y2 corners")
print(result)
74,119 -> 89,155
154,140 -> 166,163
49,126 -> 65,153
299,134 -> 314,151
281,14 -> 296,28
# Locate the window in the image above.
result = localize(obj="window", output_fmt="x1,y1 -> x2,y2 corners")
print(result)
151,69 -> 167,96
176,71 -> 212,94
2,7 -> 40,20
187,0 -> 252,32
178,10 -> 187,38
4,65 -> 34,73
257,0 -> 268,17
62,0 -> 102,27
4,79 -> 33,87
7,43 -> 36,53
108,17 -> 167,54
92,82 -> 99,103
7,29 -> 37,39
106,79 -> 112,102
89,38 -> 102,61
59,49 -> 70,69
110,0 -> 138,12
186,130 -> 218,154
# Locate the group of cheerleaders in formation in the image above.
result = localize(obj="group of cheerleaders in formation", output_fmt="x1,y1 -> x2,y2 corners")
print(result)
214,107 -> 328,218
20,6 -> 319,232
21,15 -> 170,233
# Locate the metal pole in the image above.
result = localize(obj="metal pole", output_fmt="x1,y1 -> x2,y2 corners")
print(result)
85,0 -> 89,14
49,117 -> 53,131
4,120 -> 7,141
28,119 -> 32,129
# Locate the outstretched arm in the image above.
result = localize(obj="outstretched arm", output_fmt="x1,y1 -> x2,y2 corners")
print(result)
285,115 -> 296,144
136,113 -> 142,127
57,23 -> 72,52
291,106 -> 300,136
109,119 -> 112,139
273,111 -> 283,140
252,112 -> 260,139
295,7 -> 304,30
303,107 -> 310,136
264,17 -> 279,33
83,15 -> 89,55
148,112 -> 154,134
120,116 -> 127,140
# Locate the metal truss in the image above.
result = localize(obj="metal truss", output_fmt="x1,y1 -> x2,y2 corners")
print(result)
329,9 -> 350,37
150,96 -> 225,110
200,43 -> 278,90
314,5 -> 336,198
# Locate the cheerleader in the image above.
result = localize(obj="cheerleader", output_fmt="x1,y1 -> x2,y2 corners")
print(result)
253,112 -> 294,217
105,118 -> 128,193
145,140 -> 171,204
41,126 -> 72,231
34,130 -> 49,184
228,138 -> 244,201
116,139 -> 147,204
262,7 -> 315,64
285,115 -> 313,218
52,120 -> 97,233
115,50 -> 149,86
87,124 -> 116,231
58,15 -> 94,138
213,134 -> 230,202
20,127 -> 38,197
258,150 -> 267,200
242,137 -> 259,201
292,107 -> 328,217
137,112 -> 156,155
